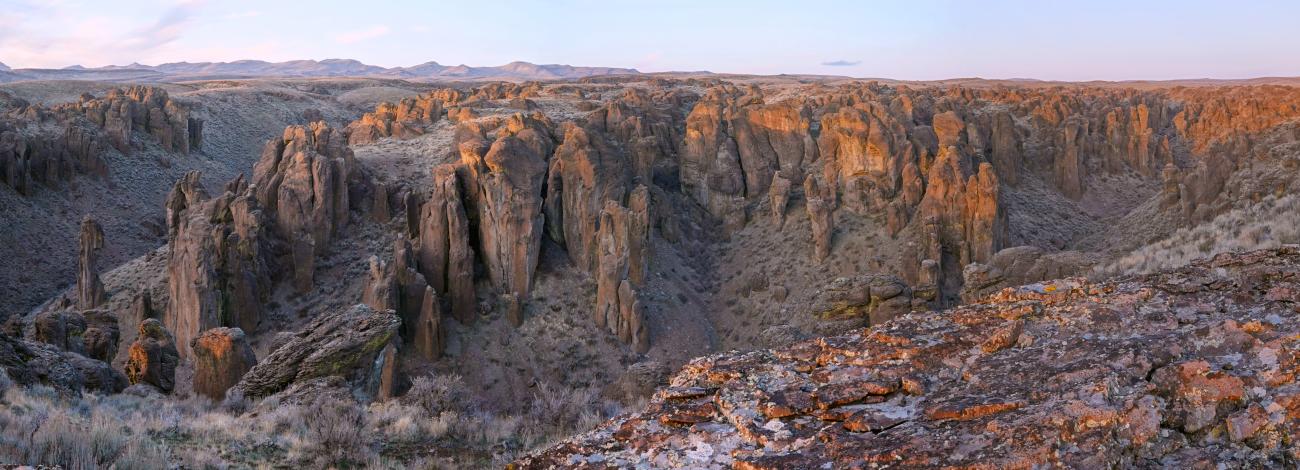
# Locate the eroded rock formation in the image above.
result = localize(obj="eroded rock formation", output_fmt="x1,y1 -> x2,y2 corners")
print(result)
165,174 -> 272,359
416,165 -> 476,324
76,215 -> 106,310
252,123 -> 356,292
464,119 -> 552,300
125,319 -> 179,393
594,186 -> 651,352
0,331 -> 126,394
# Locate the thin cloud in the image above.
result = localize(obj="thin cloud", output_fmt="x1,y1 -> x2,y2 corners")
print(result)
822,60 -> 862,67
0,0 -> 205,68
222,10 -> 262,20
335,25 -> 390,44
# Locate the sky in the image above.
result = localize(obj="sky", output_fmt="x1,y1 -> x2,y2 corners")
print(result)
1,0 -> 1298,81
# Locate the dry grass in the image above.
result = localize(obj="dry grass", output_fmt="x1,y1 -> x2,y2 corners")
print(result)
1097,194 -> 1300,276
0,371 -> 624,468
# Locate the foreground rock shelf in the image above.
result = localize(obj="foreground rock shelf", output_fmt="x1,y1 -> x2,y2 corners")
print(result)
517,246 -> 1300,469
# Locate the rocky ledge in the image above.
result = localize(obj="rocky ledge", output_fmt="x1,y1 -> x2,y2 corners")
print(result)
516,246 -> 1300,469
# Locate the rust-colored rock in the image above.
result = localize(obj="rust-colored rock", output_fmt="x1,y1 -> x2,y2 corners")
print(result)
518,247 -> 1300,469
125,319 -> 179,393
191,327 -> 257,401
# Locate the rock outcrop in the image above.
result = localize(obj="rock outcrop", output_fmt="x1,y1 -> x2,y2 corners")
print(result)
546,126 -> 632,272
464,120 -> 552,301
806,273 -> 913,329
228,304 -> 400,402
960,246 -> 1096,302
76,215 -> 106,310
0,86 -> 200,194
191,327 -> 257,401
415,165 -> 476,324
519,246 -> 1300,468
125,319 -> 179,393
364,239 -> 443,360
804,175 -> 834,262
594,186 -> 651,352
347,96 -> 445,145
71,86 -> 201,154
0,331 -> 126,394
32,309 -> 121,363
165,174 -> 272,359
252,123 -> 356,293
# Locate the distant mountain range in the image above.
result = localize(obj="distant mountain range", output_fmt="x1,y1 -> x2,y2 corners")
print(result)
0,59 -> 640,83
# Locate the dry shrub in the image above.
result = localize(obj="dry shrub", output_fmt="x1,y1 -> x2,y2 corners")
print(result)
1098,194 -> 1300,276
302,397 -> 372,467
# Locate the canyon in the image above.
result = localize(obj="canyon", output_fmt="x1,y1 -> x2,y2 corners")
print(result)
0,71 -> 1298,467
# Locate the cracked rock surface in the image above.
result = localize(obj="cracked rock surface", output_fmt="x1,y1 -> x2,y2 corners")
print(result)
516,246 -> 1300,469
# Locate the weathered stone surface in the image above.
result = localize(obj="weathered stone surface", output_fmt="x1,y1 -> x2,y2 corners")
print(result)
73,86 -> 200,154
417,165 -> 476,324
804,174 -> 834,262
0,331 -> 126,394
472,134 -> 549,299
252,122 -> 355,292
768,173 -> 791,226
594,186 -> 651,352
519,247 -> 1300,469
546,125 -> 631,272
347,94 -> 445,145
367,238 -> 439,355
961,246 -> 1096,302
228,304 -> 400,402
0,109 -> 107,195
76,215 -> 106,310
411,286 -> 444,361
191,327 -> 257,401
806,273 -> 913,328
31,310 -> 86,353
80,309 -> 119,363
125,319 -> 179,393
165,174 -> 272,360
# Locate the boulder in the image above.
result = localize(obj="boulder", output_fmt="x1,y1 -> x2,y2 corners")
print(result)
191,327 -> 257,401
0,332 -> 126,394
81,309 -> 119,363
31,310 -> 87,353
228,304 -> 400,402
125,319 -> 179,393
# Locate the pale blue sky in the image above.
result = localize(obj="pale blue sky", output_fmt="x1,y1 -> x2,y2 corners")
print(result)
2,0 -> 1297,80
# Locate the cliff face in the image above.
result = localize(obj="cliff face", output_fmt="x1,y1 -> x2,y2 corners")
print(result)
518,246 -> 1300,469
